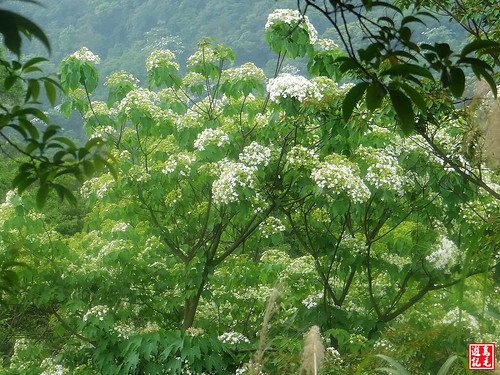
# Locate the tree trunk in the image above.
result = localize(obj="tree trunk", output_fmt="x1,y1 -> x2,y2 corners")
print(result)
181,264 -> 211,330
182,293 -> 202,331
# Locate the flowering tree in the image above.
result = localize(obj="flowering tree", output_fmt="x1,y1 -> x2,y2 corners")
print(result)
0,7 -> 498,374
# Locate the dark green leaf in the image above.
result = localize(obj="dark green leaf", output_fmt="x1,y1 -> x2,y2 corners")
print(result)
399,83 -> 427,114
401,15 -> 426,26
389,89 -> 415,134
22,56 -> 47,70
36,183 -> 49,209
381,63 -> 434,80
461,40 -> 500,57
365,82 -> 386,111
44,80 -> 57,106
449,67 -> 465,97
342,82 -> 369,122
4,75 -> 18,90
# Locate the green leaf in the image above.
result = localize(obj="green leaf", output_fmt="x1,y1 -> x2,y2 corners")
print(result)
342,82 -> 369,122
389,89 -> 414,134
461,39 -> 500,57
36,183 -> 49,209
4,75 -> 18,90
0,10 -> 50,55
399,83 -> 427,114
53,184 -> 77,206
381,63 -> 434,80
449,67 -> 465,97
22,56 -> 47,70
374,354 -> 411,375
401,15 -> 426,26
365,82 -> 387,111
44,80 -> 57,107
437,355 -> 458,375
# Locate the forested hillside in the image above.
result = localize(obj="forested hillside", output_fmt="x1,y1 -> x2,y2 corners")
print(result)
7,0 -> 466,77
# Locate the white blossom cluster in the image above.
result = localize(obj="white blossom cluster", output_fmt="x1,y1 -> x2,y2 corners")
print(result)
267,74 -> 322,103
89,125 -> 115,141
222,63 -> 266,83
286,145 -> 319,168
311,77 -> 341,95
315,38 -> 339,51
260,248 -> 290,264
185,327 -> 205,337
27,210 -> 45,221
357,146 -> 406,195
83,305 -> 109,322
382,253 -> 412,270
235,362 -> 264,375
183,72 -> 205,88
69,47 -> 100,64
113,322 -> 135,339
343,236 -> 366,254
162,153 -> 196,176
442,307 -> 480,333
80,174 -> 114,199
141,321 -> 161,334
259,216 -> 286,238
105,70 -> 140,87
282,255 -> 316,276
187,47 -> 218,67
9,338 -> 31,370
99,239 -> 128,258
176,108 -> 206,130
146,49 -> 179,72
212,160 -> 256,205
302,291 -> 323,309
425,235 -> 459,272
265,8 -> 318,43
194,128 -> 230,151
460,199 -> 500,225
84,101 -> 114,120
325,346 -> 343,366
373,339 -> 395,351
239,142 -> 272,167
40,357 -> 68,375
311,154 -> 370,203
218,331 -> 250,345
117,88 -> 159,119
111,222 -> 129,233
3,190 -> 21,208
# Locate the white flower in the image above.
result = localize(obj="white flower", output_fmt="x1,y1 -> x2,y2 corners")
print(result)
70,47 -> 100,64
315,38 -> 339,51
239,142 -> 272,167
357,146 -> 407,195
442,307 -> 480,332
267,74 -> 322,103
259,216 -> 285,238
265,8 -> 318,43
104,71 -> 140,87
212,160 -> 256,205
222,63 -> 266,84
218,331 -> 250,345
426,235 -> 459,272
286,145 -> 319,168
83,305 -> 109,322
146,49 -> 179,72
194,128 -> 230,151
114,322 -> 135,339
89,125 -> 115,141
162,152 -> 196,176
311,154 -> 370,203
111,222 -> 129,233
